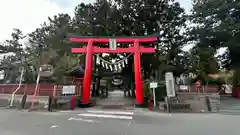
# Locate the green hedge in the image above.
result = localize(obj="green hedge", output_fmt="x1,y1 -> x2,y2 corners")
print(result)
143,81 -> 167,101
191,76 -> 224,85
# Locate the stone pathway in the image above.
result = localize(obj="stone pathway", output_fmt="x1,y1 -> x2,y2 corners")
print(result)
220,96 -> 240,113
95,90 -> 135,110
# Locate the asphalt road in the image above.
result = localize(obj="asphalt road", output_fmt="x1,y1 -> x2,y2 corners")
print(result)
0,109 -> 240,135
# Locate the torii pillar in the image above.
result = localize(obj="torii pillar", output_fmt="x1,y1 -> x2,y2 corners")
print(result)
68,35 -> 157,106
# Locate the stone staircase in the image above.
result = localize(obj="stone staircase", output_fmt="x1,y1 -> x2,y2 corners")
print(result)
96,90 -> 134,110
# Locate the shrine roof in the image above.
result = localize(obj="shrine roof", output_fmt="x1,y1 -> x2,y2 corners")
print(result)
66,64 -> 100,77
67,66 -> 84,78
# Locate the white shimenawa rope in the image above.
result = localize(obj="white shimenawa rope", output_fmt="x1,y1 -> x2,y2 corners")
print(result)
95,54 -> 132,65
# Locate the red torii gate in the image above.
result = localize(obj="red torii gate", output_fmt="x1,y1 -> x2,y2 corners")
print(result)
68,35 -> 157,105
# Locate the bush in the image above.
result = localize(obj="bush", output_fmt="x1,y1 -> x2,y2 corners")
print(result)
143,82 -> 150,98
155,82 -> 167,101
191,75 -> 223,85
143,81 -> 166,101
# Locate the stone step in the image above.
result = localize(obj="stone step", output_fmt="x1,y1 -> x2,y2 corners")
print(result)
96,90 -> 134,107
97,99 -> 134,105
97,101 -> 133,105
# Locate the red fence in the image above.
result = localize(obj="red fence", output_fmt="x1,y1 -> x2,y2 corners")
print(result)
0,84 -> 63,96
190,85 -> 219,93
177,85 -> 219,93
1,84 -> 219,96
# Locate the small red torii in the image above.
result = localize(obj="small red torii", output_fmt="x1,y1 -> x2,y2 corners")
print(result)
68,35 -> 157,106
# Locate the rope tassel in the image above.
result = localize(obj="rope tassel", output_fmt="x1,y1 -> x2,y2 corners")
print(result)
93,54 -> 132,71
105,63 -> 108,69
114,64 -> 118,71
122,61 -> 125,67
118,63 -> 121,70
101,61 -> 105,68
96,56 -> 100,65
109,65 -> 113,71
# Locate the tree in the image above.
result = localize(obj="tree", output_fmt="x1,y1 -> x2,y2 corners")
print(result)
26,13 -> 78,83
0,0 -> 188,85
190,0 -> 240,90
73,0 -> 188,79
126,0 -> 188,79
0,29 -> 27,83
187,46 -> 219,84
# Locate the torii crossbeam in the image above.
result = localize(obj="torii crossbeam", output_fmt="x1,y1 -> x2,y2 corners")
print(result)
68,35 -> 157,106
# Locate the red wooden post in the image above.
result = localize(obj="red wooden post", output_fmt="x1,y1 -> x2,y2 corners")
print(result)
148,92 -> 153,111
133,40 -> 144,104
82,40 -> 93,104
71,96 -> 75,110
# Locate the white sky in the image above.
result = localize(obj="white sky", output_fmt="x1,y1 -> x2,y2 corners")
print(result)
0,0 -> 226,55
0,0 -> 192,42
0,0 -> 71,41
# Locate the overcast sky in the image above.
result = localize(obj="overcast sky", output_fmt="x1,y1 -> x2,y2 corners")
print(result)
0,0 -> 192,42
